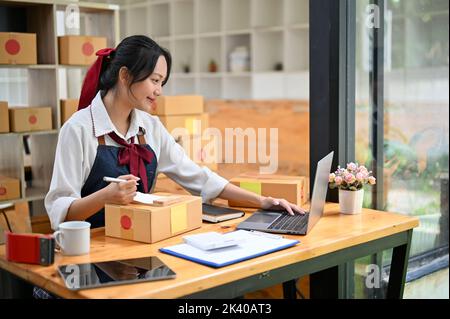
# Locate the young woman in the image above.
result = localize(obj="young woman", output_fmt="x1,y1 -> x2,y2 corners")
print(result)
45,35 -> 303,231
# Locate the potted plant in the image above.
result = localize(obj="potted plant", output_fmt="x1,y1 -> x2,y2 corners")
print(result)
208,59 -> 218,73
329,163 -> 376,214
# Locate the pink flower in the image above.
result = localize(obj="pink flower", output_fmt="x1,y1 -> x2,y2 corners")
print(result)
344,173 -> 356,184
347,163 -> 357,171
356,172 -> 364,182
359,166 -> 368,174
368,176 -> 376,185
335,176 -> 343,185
329,173 -> 336,183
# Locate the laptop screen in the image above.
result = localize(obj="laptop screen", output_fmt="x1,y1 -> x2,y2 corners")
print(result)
307,152 -> 334,232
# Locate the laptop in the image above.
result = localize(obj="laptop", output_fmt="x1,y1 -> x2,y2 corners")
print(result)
236,152 -> 334,235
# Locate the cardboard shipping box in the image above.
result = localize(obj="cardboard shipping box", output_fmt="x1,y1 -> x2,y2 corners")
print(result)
0,32 -> 37,65
151,95 -> 204,116
159,113 -> 209,139
0,101 -> 9,133
105,193 -> 202,243
0,176 -> 21,201
9,107 -> 52,132
60,99 -> 79,124
58,36 -> 107,65
228,174 -> 309,208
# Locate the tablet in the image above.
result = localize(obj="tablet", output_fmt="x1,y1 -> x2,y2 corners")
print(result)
58,256 -> 176,290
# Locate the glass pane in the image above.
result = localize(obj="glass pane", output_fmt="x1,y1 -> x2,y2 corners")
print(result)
354,0 -> 449,299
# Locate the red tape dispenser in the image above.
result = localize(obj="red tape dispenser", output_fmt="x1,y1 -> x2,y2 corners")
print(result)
5,231 -> 55,266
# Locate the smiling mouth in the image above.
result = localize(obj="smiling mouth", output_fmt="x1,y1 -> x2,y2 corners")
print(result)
147,97 -> 155,103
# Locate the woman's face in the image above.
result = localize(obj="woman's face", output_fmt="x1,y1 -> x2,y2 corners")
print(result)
126,55 -> 168,113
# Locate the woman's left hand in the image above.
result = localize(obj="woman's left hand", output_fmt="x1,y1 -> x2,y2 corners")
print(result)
260,196 -> 305,216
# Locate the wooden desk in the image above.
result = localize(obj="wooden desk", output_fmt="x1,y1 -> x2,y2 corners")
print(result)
0,204 -> 418,299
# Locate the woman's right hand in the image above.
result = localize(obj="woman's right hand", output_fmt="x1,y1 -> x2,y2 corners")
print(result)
102,174 -> 140,205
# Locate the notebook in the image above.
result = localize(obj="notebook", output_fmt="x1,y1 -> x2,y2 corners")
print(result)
202,204 -> 245,223
160,230 -> 299,268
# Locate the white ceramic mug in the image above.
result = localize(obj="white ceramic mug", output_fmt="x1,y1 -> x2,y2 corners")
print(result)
53,221 -> 91,256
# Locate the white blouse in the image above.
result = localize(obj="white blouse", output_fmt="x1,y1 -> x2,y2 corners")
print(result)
45,92 -> 229,230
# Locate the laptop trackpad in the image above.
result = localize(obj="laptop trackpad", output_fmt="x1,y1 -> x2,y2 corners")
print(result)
237,212 -> 280,230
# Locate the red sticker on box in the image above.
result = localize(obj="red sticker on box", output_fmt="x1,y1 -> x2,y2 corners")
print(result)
5,39 -> 21,55
120,215 -> 132,230
29,115 -> 37,124
82,42 -> 94,56
0,187 -> 6,195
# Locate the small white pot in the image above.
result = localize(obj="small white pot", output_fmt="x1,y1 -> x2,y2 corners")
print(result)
339,189 -> 364,215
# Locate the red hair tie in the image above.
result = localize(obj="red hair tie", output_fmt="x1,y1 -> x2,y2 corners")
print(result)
78,48 -> 116,110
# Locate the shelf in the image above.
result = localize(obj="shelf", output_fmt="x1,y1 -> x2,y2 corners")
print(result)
0,0 -> 118,217
197,0 -> 221,34
225,34 -> 251,72
198,32 -> 223,38
223,76 -> 251,100
198,72 -> 223,78
285,71 -> 309,99
252,72 -> 284,99
123,4 -> 148,37
252,0 -> 284,29
198,36 -> 222,73
254,30 -> 284,72
149,2 -> 170,37
290,23 -> 310,30
286,0 -> 309,25
0,130 -> 58,137
172,38 -> 195,73
0,2 -> 56,64
198,77 -> 222,100
172,0 -> 194,36
173,77 -> 196,95
224,0 -> 251,31
119,0 -> 311,100
55,4 -> 118,47
286,28 -> 309,72
224,72 -> 251,77
24,186 -> 47,202
172,73 -> 195,79
0,64 -> 57,69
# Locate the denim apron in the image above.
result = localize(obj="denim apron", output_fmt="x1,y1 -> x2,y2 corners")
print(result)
82,128 -> 157,228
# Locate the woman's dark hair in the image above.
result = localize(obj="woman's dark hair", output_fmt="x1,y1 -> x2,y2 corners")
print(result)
99,35 -> 171,94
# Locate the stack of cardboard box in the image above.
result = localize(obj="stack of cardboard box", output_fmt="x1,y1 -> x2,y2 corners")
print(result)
151,96 -> 218,173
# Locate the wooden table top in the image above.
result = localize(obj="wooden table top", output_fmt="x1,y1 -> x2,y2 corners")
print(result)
0,203 -> 419,299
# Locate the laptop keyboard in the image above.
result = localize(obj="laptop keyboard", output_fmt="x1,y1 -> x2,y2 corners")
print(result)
268,212 -> 309,232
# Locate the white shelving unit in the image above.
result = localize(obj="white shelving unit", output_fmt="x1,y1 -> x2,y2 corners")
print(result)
0,0 -> 119,217
120,0 -> 310,100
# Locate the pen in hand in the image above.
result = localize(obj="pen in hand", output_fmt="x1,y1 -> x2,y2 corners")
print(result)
103,176 -> 140,185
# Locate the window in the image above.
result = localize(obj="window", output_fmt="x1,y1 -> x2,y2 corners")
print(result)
354,0 -> 449,298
